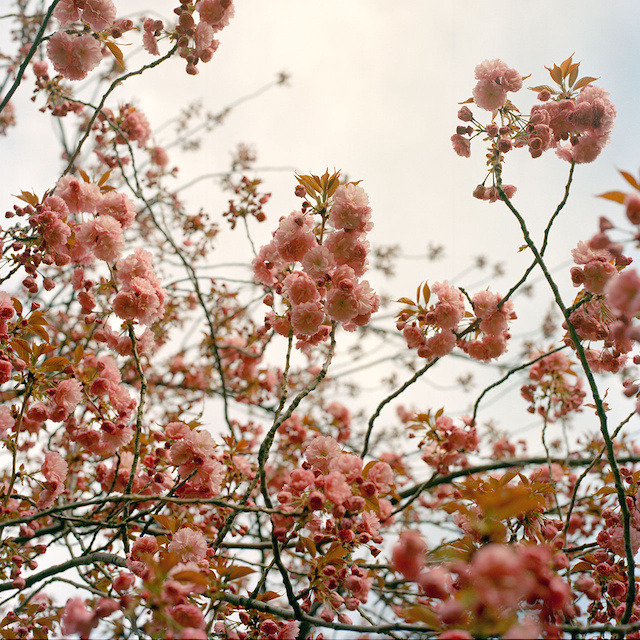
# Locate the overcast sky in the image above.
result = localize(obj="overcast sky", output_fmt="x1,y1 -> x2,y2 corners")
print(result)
3,1 -> 640,450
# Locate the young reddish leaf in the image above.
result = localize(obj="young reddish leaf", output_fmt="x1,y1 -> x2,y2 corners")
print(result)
152,514 -> 178,533
567,64 -> 580,87
78,169 -> 90,183
227,565 -> 255,581
40,357 -> 70,372
395,297 -> 415,306
172,570 -> 210,587
299,535 -> 316,557
30,324 -> 50,343
256,591 -> 281,601
11,297 -> 23,316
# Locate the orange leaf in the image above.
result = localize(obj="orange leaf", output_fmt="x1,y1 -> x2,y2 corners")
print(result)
597,191 -> 626,204
619,170 -> 640,190
106,41 -> 125,70
227,566 -> 255,581
152,514 -> 177,533
573,76 -> 598,90
172,570 -> 210,587
402,605 -> 441,628
40,357 -> 70,372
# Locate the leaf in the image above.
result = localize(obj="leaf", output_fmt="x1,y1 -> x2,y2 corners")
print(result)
572,561 -> 594,572
106,41 -> 125,69
363,494 -> 380,513
619,170 -> 640,190
546,64 -> 562,85
14,190 -> 39,206
567,64 -> 580,87
172,570 -> 210,587
28,310 -> 49,326
11,297 -> 22,316
528,84 -> 556,93
299,535 -> 316,557
98,169 -> 112,187
573,76 -> 598,90
152,514 -> 177,533
78,169 -> 90,183
73,344 -> 84,366
324,543 -> 347,563
402,605 -> 441,628
560,54 -> 575,77
395,297 -> 415,306
40,357 -> 70,372
256,591 -> 281,601
11,339 -> 31,362
422,281 -> 431,306
597,191 -> 626,204
227,565 -> 255,581
29,324 -> 49,343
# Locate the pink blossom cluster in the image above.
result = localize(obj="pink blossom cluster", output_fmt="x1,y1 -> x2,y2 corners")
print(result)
392,537 -> 573,637
532,86 -> 616,164
166,421 -> 225,497
419,414 -> 479,473
25,176 -> 136,282
397,283 -> 515,362
61,596 -> 119,638
143,0 -> 233,74
254,182 -> 379,349
46,31 -> 104,81
471,59 -> 523,111
36,451 -> 68,508
113,249 -> 166,325
53,0 -> 117,31
520,350 -> 586,421
565,234 -> 638,375
123,533 -> 213,637
277,435 -> 393,530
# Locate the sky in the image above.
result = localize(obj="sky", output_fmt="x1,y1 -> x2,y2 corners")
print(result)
3,0 -> 640,452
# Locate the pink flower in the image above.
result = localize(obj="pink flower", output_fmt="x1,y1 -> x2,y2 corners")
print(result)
196,0 -> 234,31
283,271 -> 319,305
328,184 -> 372,232
324,472 -> 352,505
75,215 -> 125,263
120,108 -> 151,147
169,527 -> 208,563
82,0 -> 117,32
392,531 -> 426,581
473,77 -> 507,111
606,268 -> 640,317
451,134 -> 471,157
55,175 -> 102,214
96,192 -> 136,228
306,435 -> 341,472
47,31 -> 103,81
0,406 -> 14,437
301,245 -> 336,280
53,379 -> 83,416
290,302 -> 324,336
273,212 -> 317,263
367,461 -> 393,494
194,21 -> 214,52
61,598 -> 95,638
53,0 -> 83,26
